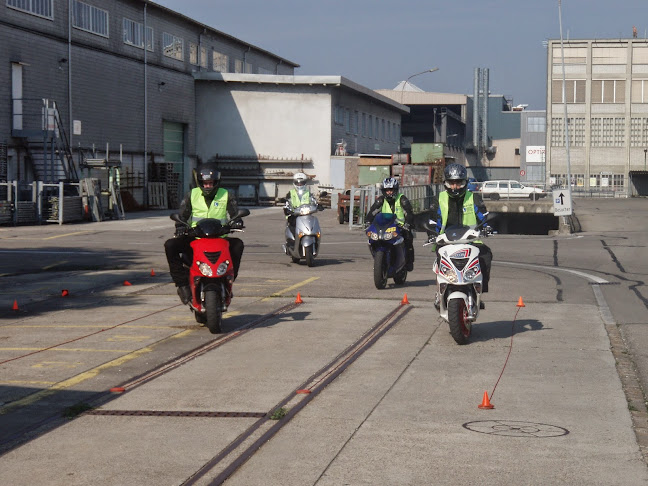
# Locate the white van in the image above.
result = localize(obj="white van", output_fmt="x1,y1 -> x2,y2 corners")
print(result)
479,180 -> 546,200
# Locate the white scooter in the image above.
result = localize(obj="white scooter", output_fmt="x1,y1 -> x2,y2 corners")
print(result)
425,219 -> 491,345
282,195 -> 326,267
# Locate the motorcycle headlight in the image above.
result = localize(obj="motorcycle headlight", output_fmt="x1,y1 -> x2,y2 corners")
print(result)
216,261 -> 229,276
439,261 -> 458,283
369,232 -> 379,240
463,261 -> 481,281
197,261 -> 213,277
463,265 -> 481,281
383,232 -> 393,240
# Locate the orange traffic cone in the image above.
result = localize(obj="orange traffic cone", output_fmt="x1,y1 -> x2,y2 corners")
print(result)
150,269 -> 156,277
123,281 -> 132,286
478,391 -> 494,409
61,289 -> 69,297
295,293 -> 303,304
12,300 -> 19,311
516,296 -> 525,307
400,293 -> 410,305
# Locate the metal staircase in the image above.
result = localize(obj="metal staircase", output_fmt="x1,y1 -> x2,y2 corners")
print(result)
12,98 -> 79,183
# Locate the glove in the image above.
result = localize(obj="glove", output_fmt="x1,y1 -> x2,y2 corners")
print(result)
174,225 -> 188,237
483,225 -> 494,236
230,218 -> 244,230
401,223 -> 411,231
283,207 -> 292,216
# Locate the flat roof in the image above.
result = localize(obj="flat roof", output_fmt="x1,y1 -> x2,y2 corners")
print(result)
194,73 -> 410,113
375,89 -> 468,106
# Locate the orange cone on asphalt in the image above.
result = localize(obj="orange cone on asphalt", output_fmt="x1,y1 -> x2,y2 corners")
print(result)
12,300 -> 19,311
123,281 -> 132,286
401,294 -> 410,305
517,296 -> 525,307
478,391 -> 494,409
295,293 -> 303,304
61,289 -> 69,297
150,269 -> 156,276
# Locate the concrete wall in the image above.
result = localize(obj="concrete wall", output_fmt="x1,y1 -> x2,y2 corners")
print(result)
195,82 -> 333,185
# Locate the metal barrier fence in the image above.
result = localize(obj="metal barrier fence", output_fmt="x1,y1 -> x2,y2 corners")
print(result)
0,181 -> 83,225
346,184 -> 443,229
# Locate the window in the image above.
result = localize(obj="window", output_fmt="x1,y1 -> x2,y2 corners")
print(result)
552,46 -> 586,65
362,113 -> 366,137
189,43 -> 198,65
235,59 -> 243,73
527,116 -> 546,133
591,117 -> 625,147
630,117 -> 648,146
163,32 -> 183,60
551,117 -> 585,147
7,0 -> 52,18
200,46 -> 207,68
368,116 -> 373,138
354,111 -> 359,135
551,80 -> 585,103
72,0 -> 108,37
213,51 -> 228,72
345,109 -> 350,133
592,80 -> 625,103
123,18 -> 153,51
632,80 -> 648,103
592,47 -> 627,65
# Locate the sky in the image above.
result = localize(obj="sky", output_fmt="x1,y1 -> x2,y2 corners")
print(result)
153,0 -> 646,110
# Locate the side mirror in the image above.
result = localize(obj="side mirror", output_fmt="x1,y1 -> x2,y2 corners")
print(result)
236,208 -> 250,218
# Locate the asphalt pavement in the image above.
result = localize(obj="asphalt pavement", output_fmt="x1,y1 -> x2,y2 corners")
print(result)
0,198 -> 647,485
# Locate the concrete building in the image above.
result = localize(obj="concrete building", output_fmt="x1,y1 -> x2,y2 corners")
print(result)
546,38 -> 648,195
520,109 -> 547,184
2,0 -> 297,211
194,73 -> 407,200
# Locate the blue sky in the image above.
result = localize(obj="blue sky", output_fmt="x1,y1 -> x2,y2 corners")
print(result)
153,0 -> 646,110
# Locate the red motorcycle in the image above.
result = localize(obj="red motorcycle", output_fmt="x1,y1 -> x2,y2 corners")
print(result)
171,209 -> 249,334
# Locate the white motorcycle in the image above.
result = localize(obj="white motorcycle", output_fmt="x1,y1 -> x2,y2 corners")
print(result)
425,219 -> 491,345
282,196 -> 326,267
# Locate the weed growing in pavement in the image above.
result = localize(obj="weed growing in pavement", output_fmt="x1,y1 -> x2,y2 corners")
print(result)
270,407 -> 288,420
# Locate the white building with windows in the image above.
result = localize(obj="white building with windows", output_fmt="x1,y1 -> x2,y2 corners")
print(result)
546,38 -> 648,194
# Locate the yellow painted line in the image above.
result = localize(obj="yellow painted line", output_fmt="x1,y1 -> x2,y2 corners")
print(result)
262,277 -> 319,302
0,347 -> 132,353
0,329 -> 194,415
1,380 -> 56,385
43,260 -> 69,270
43,231 -> 94,240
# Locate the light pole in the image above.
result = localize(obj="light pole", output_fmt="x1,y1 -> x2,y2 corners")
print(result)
644,148 -> 647,170
400,67 -> 439,104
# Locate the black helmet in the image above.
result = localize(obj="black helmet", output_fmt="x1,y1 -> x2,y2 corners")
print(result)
443,163 -> 468,198
381,177 -> 399,201
194,163 -> 221,198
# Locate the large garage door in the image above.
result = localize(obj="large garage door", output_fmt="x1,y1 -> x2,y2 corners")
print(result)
163,121 -> 185,209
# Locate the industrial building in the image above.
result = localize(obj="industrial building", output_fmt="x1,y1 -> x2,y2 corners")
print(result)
546,38 -> 648,196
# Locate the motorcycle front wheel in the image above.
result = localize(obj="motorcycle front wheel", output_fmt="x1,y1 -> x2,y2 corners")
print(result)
447,299 -> 471,345
204,289 -> 223,334
373,251 -> 388,289
305,245 -> 315,267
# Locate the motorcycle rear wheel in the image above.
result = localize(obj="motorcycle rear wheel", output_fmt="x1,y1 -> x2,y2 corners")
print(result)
204,289 -> 223,334
447,299 -> 471,345
373,252 -> 387,289
305,245 -> 315,267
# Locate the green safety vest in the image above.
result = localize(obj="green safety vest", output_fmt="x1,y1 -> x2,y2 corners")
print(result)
290,189 -> 311,207
381,194 -> 405,225
189,187 -> 228,227
438,191 -> 481,244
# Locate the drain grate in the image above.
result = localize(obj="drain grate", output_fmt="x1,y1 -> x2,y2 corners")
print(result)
86,410 -> 266,418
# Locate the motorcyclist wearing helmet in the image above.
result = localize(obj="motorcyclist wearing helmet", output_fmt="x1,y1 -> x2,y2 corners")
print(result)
413,163 -> 492,295
365,177 -> 415,271
283,172 -> 318,249
164,162 -> 245,304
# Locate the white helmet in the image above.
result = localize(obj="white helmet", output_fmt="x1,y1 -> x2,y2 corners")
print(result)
293,172 -> 308,190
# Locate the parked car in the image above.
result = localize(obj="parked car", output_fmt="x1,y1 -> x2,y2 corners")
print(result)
479,180 -> 546,200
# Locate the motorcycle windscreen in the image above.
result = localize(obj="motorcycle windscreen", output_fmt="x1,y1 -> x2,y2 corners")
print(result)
373,212 -> 398,228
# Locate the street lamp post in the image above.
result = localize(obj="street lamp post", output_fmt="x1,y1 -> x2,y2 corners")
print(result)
400,67 -> 439,104
644,148 -> 647,170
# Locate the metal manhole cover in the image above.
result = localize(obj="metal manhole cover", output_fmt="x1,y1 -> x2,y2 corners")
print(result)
463,420 -> 569,438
